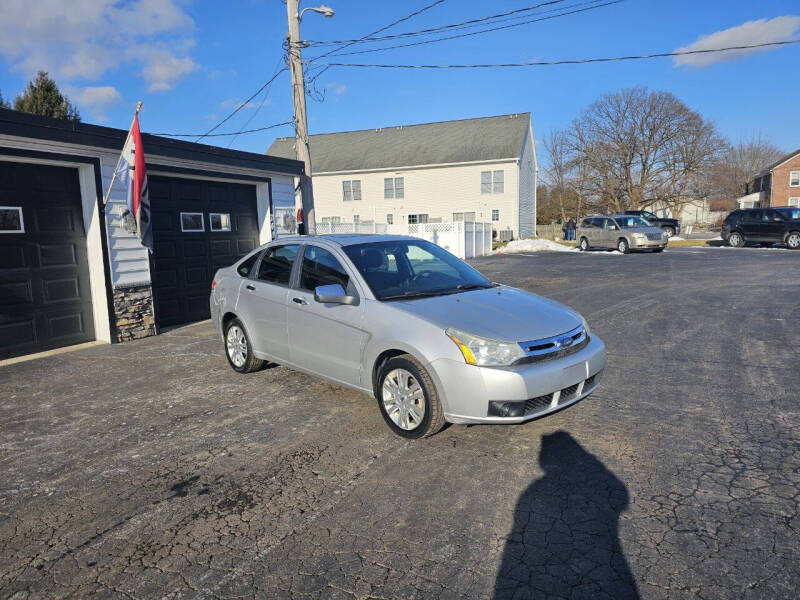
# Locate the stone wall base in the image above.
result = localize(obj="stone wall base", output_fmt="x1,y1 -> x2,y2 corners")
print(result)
113,284 -> 156,342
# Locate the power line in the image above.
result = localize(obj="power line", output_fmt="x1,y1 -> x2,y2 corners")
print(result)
304,0 -> 570,46
308,1 -> 623,59
151,120 -> 294,139
310,0 -> 446,62
227,55 -> 286,148
320,39 -> 800,69
194,67 -> 287,142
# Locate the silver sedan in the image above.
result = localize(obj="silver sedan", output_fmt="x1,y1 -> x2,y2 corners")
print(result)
210,235 -> 605,438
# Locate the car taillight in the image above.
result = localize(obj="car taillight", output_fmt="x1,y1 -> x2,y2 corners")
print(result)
211,280 -> 217,290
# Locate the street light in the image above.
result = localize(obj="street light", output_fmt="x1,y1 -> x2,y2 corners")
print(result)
298,4 -> 334,21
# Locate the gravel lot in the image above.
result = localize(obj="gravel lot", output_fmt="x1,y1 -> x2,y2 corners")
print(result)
2,246 -> 799,599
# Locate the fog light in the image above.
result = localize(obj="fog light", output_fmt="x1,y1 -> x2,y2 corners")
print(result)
488,401 -> 526,417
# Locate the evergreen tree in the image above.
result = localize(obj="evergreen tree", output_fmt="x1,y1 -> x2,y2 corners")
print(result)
13,71 -> 80,121
0,90 -> 9,109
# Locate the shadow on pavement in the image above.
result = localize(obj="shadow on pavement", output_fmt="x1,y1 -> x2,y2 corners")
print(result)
494,431 -> 639,599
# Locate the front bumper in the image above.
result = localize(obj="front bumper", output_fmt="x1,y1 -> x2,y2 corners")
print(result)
429,335 -> 606,424
630,237 -> 667,249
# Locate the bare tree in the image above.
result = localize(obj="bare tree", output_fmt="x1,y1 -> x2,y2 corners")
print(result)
707,135 -> 785,202
569,87 -> 720,215
542,129 -> 573,222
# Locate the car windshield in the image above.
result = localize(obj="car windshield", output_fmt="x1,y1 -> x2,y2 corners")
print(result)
616,216 -> 652,228
777,207 -> 800,220
343,239 -> 495,300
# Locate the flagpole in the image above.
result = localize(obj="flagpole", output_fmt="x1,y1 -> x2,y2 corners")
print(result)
102,101 -> 143,205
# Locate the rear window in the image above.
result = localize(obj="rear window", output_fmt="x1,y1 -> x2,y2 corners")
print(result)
776,207 -> 800,220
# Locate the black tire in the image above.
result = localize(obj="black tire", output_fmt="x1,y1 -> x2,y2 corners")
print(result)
376,354 -> 445,439
786,231 -> 800,250
223,318 -> 265,373
663,226 -> 675,238
728,231 -> 745,248
617,238 -> 630,254
579,237 -> 590,252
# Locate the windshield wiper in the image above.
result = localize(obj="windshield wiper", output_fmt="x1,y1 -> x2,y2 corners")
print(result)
456,283 -> 497,291
381,283 -> 496,301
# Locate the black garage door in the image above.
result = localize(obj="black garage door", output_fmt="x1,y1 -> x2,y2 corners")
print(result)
150,175 -> 259,328
0,162 -> 95,359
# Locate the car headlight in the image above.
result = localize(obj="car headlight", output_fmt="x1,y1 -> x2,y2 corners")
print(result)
445,328 -> 526,367
632,233 -> 646,239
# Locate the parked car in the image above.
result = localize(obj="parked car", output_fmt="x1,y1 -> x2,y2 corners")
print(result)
577,215 -> 668,254
210,235 -> 605,438
721,208 -> 800,249
619,209 -> 681,237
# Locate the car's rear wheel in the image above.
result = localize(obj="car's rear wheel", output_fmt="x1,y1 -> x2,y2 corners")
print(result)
786,231 -> 800,249
579,237 -> 590,252
663,226 -> 675,238
224,318 -> 264,373
617,238 -> 630,254
377,354 -> 445,438
728,231 -> 745,248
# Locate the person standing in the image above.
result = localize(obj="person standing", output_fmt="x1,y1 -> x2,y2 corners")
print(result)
566,218 -> 576,241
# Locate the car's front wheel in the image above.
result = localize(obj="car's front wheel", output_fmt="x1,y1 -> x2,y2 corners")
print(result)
786,231 -> 800,250
617,238 -> 630,254
728,231 -> 745,248
224,318 -> 265,373
663,226 -> 675,238
579,237 -> 590,252
377,354 -> 445,438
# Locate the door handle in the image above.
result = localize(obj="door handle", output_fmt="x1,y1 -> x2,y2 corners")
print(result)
246,284 -> 256,291
292,297 -> 308,305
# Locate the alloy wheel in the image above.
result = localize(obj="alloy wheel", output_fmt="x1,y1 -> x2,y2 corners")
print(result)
618,239 -> 628,253
382,368 -> 426,431
226,325 -> 248,368
729,232 -> 743,247
788,233 -> 800,249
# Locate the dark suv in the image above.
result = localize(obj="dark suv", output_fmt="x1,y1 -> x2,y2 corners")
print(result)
620,210 -> 681,237
721,207 -> 800,249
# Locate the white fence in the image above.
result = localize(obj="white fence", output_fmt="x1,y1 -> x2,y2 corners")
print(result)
314,220 -> 492,259
389,221 -> 492,259
315,221 -> 389,234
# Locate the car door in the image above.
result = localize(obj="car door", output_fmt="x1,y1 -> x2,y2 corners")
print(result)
586,217 -> 602,246
760,209 -> 785,242
600,217 -> 616,247
287,244 -> 367,387
739,210 -> 762,240
235,244 -> 300,361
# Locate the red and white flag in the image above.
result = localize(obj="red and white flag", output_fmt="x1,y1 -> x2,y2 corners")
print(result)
113,112 -> 152,252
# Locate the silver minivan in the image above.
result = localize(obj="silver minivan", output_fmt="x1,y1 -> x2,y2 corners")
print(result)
578,215 -> 668,253
210,235 -> 605,438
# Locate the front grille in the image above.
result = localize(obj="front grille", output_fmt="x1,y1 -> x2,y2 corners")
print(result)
559,383 -> 580,403
524,394 -> 552,414
646,233 -> 663,241
515,325 -> 589,365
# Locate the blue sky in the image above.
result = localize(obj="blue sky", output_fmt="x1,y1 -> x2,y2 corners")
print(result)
1,0 -> 798,164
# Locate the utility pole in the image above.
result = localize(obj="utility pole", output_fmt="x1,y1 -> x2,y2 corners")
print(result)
286,1 -> 332,236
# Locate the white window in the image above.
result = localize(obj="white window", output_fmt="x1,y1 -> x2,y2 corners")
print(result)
386,213 -> 394,225
209,213 -> 231,232
492,209 -> 500,221
353,214 -> 360,223
407,213 -> 428,224
321,216 -> 342,223
452,212 -> 476,222
0,206 -> 24,233
790,171 -> 800,187
789,198 -> 800,207
342,180 -> 362,201
384,177 -> 404,199
481,170 -> 504,194
180,212 -> 204,232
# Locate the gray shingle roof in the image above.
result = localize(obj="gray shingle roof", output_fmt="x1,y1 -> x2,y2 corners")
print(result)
266,113 -> 530,173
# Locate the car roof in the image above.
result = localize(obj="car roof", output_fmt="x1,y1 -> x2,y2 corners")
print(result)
266,233 -> 418,247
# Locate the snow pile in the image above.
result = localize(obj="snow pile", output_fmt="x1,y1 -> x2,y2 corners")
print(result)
495,239 -> 577,254
669,236 -> 686,241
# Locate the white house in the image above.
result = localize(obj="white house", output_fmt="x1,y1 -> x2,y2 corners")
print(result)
267,113 -> 537,239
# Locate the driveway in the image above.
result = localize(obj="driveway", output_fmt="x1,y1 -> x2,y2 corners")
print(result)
2,247 -> 799,599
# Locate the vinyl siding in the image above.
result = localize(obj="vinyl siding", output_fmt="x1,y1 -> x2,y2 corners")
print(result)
309,159 -> 521,235
517,123 -> 537,238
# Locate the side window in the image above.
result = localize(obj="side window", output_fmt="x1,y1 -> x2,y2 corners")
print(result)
746,210 -> 762,222
256,244 -> 299,285
181,212 -> 204,232
210,213 -> 231,231
0,206 -> 24,233
299,246 -> 351,292
763,210 -> 783,221
580,218 -> 592,228
237,252 -> 260,278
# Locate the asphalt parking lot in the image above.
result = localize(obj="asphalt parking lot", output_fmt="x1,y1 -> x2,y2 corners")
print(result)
2,246 -> 799,599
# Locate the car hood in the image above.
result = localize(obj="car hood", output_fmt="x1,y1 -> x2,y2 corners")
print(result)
388,285 -> 582,342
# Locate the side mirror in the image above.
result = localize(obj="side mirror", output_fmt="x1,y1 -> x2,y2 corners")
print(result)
314,283 -> 359,306
609,224 -> 617,230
